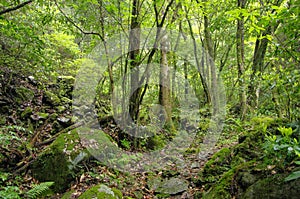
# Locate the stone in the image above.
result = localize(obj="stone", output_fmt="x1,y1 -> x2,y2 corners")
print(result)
241,175 -> 300,199
155,177 -> 188,195
43,90 -> 61,106
30,130 -> 90,192
78,184 -> 122,199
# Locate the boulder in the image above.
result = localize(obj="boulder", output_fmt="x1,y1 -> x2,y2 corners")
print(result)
31,129 -> 90,192
43,90 -> 61,106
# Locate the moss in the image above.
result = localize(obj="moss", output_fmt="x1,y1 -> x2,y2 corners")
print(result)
147,135 -> 166,150
78,184 -> 122,199
203,148 -> 232,177
241,173 -> 300,199
31,147 -> 71,192
31,130 -> 89,192
14,86 -> 34,104
44,90 -> 61,106
37,112 -> 49,119
202,169 -> 235,199
21,107 -> 33,119
61,190 -> 75,199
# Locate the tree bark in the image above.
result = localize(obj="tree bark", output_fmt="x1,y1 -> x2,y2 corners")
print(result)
128,0 -> 141,122
159,33 -> 173,128
236,0 -> 247,119
249,0 -> 283,108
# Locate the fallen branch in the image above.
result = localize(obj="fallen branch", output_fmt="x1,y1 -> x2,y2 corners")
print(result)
35,121 -> 84,147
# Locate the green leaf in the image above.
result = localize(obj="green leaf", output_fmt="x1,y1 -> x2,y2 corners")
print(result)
285,171 -> 300,182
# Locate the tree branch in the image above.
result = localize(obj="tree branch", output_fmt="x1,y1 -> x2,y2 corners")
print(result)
54,0 -> 104,42
0,0 -> 33,16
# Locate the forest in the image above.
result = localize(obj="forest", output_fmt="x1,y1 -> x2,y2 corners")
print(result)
0,0 -> 299,198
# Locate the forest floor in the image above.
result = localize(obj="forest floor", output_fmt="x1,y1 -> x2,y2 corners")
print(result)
1,71 -> 298,199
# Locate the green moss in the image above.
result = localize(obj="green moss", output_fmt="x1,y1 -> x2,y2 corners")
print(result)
31,130 -> 89,192
203,148 -> 232,176
15,86 -> 34,104
61,190 -> 75,199
44,90 -> 61,106
147,135 -> 166,150
31,147 -> 71,192
21,107 -> 33,119
78,184 -> 122,199
37,112 -> 49,119
203,169 -> 234,199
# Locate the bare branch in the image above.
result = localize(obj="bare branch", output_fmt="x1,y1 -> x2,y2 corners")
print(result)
54,0 -> 104,42
0,0 -> 33,16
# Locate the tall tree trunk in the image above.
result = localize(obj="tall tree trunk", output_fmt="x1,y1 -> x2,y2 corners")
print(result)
249,0 -> 283,108
129,0 -> 141,122
236,0 -> 247,119
159,33 -> 173,128
204,15 -> 219,115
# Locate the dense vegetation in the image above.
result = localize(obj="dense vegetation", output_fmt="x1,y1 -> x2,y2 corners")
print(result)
0,0 -> 299,198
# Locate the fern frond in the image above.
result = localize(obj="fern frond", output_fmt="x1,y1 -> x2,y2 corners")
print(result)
26,181 -> 54,199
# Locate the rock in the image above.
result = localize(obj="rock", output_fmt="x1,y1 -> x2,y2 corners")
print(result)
155,177 -> 188,195
78,184 -> 122,199
241,175 -> 300,199
57,116 -> 72,126
43,90 -> 61,106
57,76 -> 75,99
31,130 -> 90,192
238,172 -> 257,189
14,86 -> 34,105
30,112 -> 49,121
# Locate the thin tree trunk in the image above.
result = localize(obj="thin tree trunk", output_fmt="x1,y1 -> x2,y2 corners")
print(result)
236,0 -> 247,119
249,0 -> 283,108
159,33 -> 173,128
204,15 -> 219,115
129,0 -> 141,122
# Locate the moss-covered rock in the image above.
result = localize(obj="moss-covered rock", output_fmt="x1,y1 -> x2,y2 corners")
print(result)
78,184 -> 122,199
57,76 -> 75,99
14,86 -> 34,104
31,130 -> 90,192
43,90 -> 61,106
198,117 -> 298,199
241,174 -> 300,199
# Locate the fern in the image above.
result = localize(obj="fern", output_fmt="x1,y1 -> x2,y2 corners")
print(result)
25,182 -> 54,199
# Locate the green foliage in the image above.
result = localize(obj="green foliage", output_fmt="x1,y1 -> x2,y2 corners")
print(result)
285,161 -> 300,182
0,125 -> 31,148
264,126 -> 300,164
25,181 -> 54,199
120,139 -> 131,150
0,186 -> 21,199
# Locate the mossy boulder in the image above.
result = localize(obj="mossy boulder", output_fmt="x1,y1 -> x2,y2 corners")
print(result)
43,90 -> 61,106
241,174 -> 300,199
78,184 -> 122,199
57,76 -> 75,99
31,129 -> 90,192
198,117 -> 298,199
